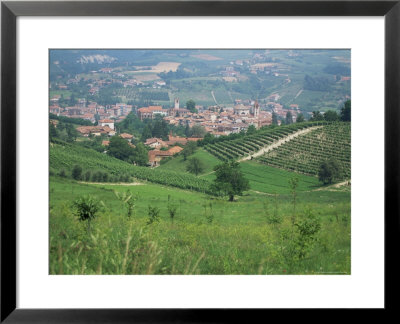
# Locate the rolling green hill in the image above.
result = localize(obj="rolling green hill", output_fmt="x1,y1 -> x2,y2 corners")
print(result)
159,144 -> 324,194
201,161 -> 322,194
50,140 -> 212,193
157,148 -> 220,175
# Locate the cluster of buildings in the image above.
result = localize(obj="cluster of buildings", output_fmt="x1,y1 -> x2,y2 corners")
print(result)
145,134 -> 202,167
136,96 -> 302,137
137,99 -> 189,120
147,146 -> 183,167
75,119 -> 116,137
137,98 -> 276,137
49,97 -> 133,124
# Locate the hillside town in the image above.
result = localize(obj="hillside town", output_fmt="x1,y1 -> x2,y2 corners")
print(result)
50,95 -> 304,166
49,49 -> 350,168
50,95 -> 301,136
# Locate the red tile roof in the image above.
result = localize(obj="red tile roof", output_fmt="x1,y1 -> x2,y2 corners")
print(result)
120,133 -> 133,139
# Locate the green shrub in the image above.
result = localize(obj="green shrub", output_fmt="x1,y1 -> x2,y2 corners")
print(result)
72,165 -> 82,180
72,195 -> 102,232
147,206 -> 160,225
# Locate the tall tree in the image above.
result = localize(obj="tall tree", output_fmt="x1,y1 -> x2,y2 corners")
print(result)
186,157 -> 204,176
310,111 -> 324,121
65,124 -> 78,142
152,118 -> 168,140
107,135 -> 135,162
340,100 -> 351,121
182,141 -> 197,161
286,111 -> 293,124
247,125 -> 257,135
189,125 -> 206,138
186,99 -> 197,113
72,164 -> 82,180
184,123 -> 190,137
132,142 -> 149,166
141,124 -> 153,142
296,113 -> 305,123
318,159 -> 341,184
272,112 -> 278,125
69,93 -> 77,106
211,161 -> 250,202
324,110 -> 339,121
200,133 -> 215,146
49,123 -> 58,141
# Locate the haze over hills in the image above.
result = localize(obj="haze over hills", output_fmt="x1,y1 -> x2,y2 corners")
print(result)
50,49 -> 350,114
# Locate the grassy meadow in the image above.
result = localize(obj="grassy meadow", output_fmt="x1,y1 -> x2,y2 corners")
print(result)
49,122 -> 351,275
50,172 -> 351,275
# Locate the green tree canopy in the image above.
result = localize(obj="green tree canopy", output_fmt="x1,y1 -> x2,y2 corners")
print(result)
310,111 -> 324,121
152,118 -> 169,140
340,100 -> 351,121
182,141 -> 197,161
272,112 -> 278,125
199,133 -> 216,146
141,124 -> 153,142
189,125 -> 206,138
49,123 -> 58,141
72,164 -> 82,180
324,110 -> 340,121
286,111 -> 293,124
186,157 -> 205,176
247,125 -> 257,135
296,113 -> 305,123
107,135 -> 135,162
211,161 -> 250,201
318,159 -> 341,184
186,99 -> 197,113
131,142 -> 149,166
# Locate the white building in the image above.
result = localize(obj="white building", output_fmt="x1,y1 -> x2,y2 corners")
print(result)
98,119 -> 115,130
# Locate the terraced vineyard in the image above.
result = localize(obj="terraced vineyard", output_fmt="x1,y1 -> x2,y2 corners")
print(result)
258,122 -> 351,179
204,121 -> 327,161
50,140 -> 212,194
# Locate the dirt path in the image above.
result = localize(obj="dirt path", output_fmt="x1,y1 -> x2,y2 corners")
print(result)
313,180 -> 351,191
249,190 -> 274,196
295,88 -> 303,99
238,126 -> 322,162
79,181 -> 144,186
199,170 -> 215,177
211,91 -> 218,105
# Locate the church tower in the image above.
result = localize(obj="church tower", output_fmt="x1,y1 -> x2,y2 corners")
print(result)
253,100 -> 260,118
174,98 -> 180,109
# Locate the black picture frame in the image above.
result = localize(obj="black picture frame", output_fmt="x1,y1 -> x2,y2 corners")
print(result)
1,0 -> 399,322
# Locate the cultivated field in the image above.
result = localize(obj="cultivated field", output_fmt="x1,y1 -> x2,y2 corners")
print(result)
131,62 -> 181,73
190,54 -> 223,61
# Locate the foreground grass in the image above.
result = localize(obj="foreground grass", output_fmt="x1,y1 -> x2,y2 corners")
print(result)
203,161 -> 323,194
50,176 -> 350,275
160,149 -> 324,194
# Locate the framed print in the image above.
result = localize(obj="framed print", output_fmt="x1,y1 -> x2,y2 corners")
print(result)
1,0 -> 399,322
